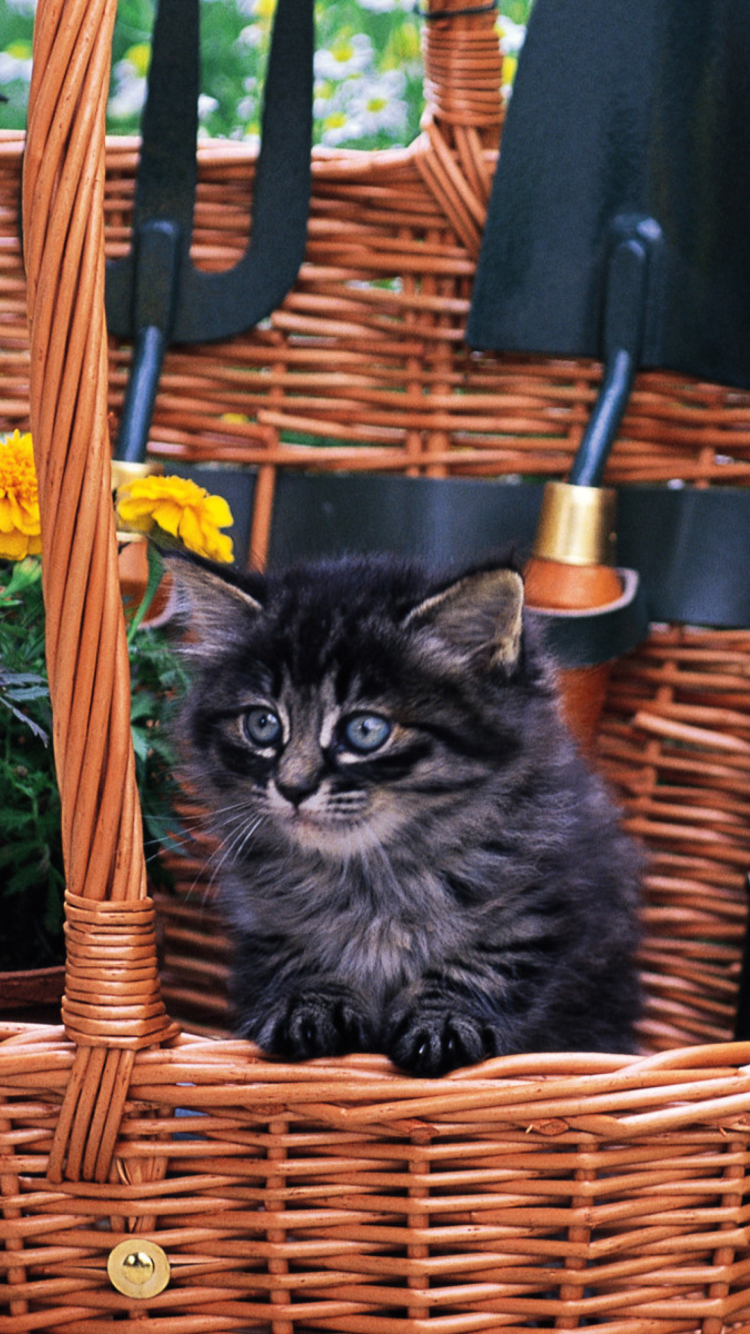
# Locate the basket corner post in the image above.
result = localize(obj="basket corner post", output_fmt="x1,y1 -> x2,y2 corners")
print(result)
22,0 -> 177,1184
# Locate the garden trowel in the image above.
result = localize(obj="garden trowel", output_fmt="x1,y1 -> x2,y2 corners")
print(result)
467,0 -> 750,746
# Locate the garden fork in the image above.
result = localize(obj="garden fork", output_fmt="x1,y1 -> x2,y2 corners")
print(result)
106,0 -> 314,466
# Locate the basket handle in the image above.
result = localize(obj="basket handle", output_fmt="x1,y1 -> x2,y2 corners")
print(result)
418,0 -> 504,257
24,0 -> 177,1185
24,0 -> 508,1184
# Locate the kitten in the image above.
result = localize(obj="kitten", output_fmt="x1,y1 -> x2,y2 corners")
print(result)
167,550 -> 642,1076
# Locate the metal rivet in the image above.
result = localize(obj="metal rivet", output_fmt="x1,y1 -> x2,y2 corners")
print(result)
107,1239 -> 171,1299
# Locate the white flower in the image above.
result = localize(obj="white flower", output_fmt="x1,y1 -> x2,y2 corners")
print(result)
359,67 -> 407,100
498,18 -> 526,54
317,67 -> 408,146
358,0 -> 412,9
198,93 -> 219,122
108,61 -> 147,120
348,69 -> 407,133
321,114 -> 365,146
108,42 -> 151,121
237,23 -> 264,48
313,88 -> 334,120
314,32 -> 373,81
0,49 -> 32,83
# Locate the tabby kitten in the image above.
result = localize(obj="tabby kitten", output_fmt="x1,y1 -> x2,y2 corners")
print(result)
168,551 -> 642,1076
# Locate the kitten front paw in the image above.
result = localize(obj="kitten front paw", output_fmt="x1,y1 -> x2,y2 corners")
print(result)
271,990 -> 373,1061
385,1009 -> 496,1077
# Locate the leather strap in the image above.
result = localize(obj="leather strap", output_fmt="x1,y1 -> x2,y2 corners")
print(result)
528,569 -> 647,668
169,470 -> 750,667
266,473 -> 750,662
617,486 -> 750,628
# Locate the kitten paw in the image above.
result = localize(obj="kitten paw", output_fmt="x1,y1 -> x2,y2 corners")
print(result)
385,1010 -> 495,1077
271,991 -> 373,1061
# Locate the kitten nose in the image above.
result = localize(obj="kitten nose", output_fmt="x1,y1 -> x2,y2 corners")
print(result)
276,777 -> 319,808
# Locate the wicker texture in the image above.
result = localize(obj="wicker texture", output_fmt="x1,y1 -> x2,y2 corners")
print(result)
2,0 -> 750,1328
3,1028 -> 750,1333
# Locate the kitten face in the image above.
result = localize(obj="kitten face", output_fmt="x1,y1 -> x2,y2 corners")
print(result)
171,553 -> 537,865
186,632 -> 511,861
216,674 -> 417,857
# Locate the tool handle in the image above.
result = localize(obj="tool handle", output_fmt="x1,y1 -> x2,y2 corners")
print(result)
568,346 -> 635,488
568,233 -> 650,487
525,555 -> 623,754
115,218 -> 181,463
116,325 -> 167,464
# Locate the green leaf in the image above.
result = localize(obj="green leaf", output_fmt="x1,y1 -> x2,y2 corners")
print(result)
0,693 -> 50,744
131,727 -> 151,765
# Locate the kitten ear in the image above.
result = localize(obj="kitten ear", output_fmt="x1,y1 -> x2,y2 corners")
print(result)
161,550 -> 263,646
404,567 -> 524,673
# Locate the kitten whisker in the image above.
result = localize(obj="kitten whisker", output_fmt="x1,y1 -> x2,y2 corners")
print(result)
225,815 -> 264,865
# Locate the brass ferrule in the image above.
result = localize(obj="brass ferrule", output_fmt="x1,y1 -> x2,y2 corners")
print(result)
532,481 -> 617,566
112,459 -> 163,545
110,458 -> 162,492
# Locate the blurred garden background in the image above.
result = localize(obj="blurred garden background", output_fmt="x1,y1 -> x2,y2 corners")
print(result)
0,0 -> 531,148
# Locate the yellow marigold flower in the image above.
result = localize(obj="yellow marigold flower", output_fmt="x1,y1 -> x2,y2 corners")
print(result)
116,474 -> 234,564
502,53 -> 518,87
0,430 -> 42,561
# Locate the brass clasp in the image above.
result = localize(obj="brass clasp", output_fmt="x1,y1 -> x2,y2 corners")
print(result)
107,1239 -> 171,1299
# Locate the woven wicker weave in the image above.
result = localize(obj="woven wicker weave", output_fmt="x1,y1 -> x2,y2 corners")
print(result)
2,0 -> 750,1329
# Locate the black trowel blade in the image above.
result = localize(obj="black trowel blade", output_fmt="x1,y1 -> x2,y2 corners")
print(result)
467,0 -> 750,391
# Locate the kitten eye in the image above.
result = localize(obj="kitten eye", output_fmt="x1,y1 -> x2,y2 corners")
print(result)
342,713 -> 392,754
243,707 -> 282,748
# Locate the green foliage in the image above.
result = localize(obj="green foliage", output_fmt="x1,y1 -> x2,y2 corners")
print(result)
0,0 -> 33,133
127,566 -> 190,885
498,0 -> 531,22
0,0 -> 532,146
0,554 -> 188,971
0,560 -> 63,968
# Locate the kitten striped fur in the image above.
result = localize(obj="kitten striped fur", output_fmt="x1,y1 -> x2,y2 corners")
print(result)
168,551 -> 642,1076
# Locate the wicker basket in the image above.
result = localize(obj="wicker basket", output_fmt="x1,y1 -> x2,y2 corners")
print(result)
2,0 -> 750,1329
